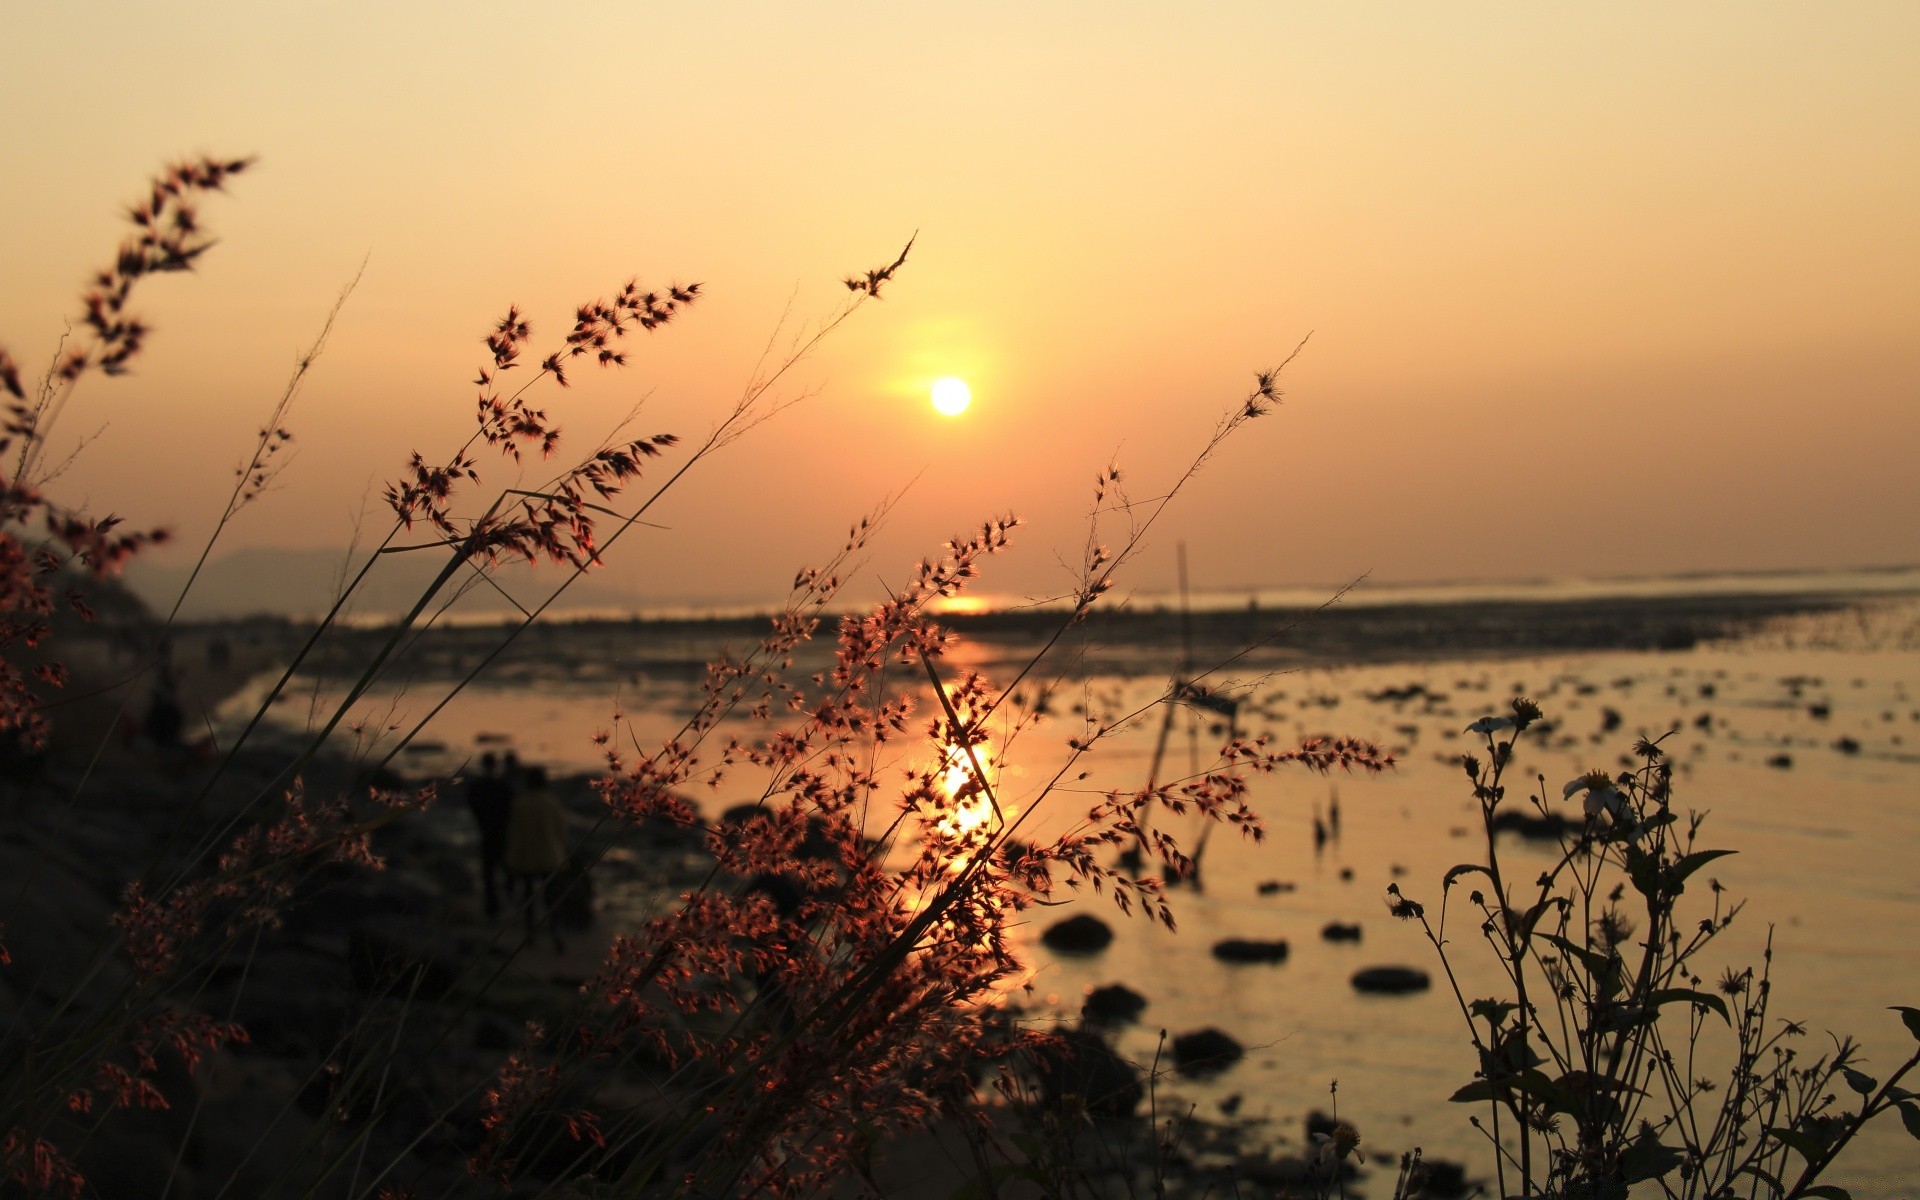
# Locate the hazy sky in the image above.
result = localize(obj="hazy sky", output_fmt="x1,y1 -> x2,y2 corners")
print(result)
4,2 -> 1917,613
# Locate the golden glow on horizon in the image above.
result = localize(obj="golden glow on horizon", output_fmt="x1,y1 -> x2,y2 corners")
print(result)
930,595 -> 991,617
930,377 -> 972,417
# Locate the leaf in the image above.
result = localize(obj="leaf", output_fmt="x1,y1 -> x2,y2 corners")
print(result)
1618,1133 -> 1684,1183
1667,848 -> 1736,892
1768,1125 -> 1825,1162
1516,896 -> 1557,941
1798,1187 -> 1852,1200
1449,1079 -> 1496,1104
1899,1100 -> 1920,1142
1841,1067 -> 1877,1095
1542,933 -> 1615,980
1893,1005 -> 1920,1043
1737,1163 -> 1785,1191
1648,987 -> 1733,1026
1627,847 -> 1662,899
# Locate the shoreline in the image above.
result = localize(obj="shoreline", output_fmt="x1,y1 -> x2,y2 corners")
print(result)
166,584 -> 1913,694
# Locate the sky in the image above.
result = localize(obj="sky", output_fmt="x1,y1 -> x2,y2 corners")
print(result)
4,2 -> 1917,616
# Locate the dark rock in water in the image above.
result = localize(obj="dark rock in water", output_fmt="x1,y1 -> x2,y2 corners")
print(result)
1808,702 -> 1831,720
1656,626 -> 1697,651
1212,938 -> 1289,964
1414,1156 -> 1473,1198
1320,921 -> 1362,943
1304,1108 -> 1349,1141
1834,736 -> 1861,754
1338,866 -> 1354,881
1240,1153 -> 1358,1188
1490,808 -> 1574,840
1767,752 -> 1793,769
1082,983 -> 1147,1024
1042,914 -> 1114,954
1255,879 -> 1295,895
719,802 -> 765,827
1171,1027 -> 1243,1075
1351,965 -> 1430,994
1030,1027 -> 1143,1117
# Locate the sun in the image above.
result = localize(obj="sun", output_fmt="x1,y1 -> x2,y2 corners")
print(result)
930,376 -> 971,417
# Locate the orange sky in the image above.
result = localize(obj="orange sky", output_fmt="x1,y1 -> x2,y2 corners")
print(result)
4,3 -> 1917,613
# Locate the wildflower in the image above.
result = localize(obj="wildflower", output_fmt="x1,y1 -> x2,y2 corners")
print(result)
1465,715 -> 1514,735
1563,770 -> 1627,820
1313,1121 -> 1365,1164
1593,908 -> 1635,950
1386,883 -> 1425,921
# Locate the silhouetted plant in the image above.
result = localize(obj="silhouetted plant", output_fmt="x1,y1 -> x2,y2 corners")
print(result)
1395,699 -> 1920,1199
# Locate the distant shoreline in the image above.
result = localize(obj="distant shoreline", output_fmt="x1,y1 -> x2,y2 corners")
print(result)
167,582 -> 1914,693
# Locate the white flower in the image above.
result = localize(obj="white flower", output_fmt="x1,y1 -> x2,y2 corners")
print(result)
1465,715 -> 1514,735
1559,771 -> 1620,817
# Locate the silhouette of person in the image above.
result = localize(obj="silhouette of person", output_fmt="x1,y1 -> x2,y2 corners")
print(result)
465,752 -> 512,917
504,763 -> 568,951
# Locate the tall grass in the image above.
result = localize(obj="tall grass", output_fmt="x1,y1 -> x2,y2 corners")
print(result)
2,160 -> 1913,1200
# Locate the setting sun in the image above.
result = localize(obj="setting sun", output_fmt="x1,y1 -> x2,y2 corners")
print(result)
930,376 -> 971,417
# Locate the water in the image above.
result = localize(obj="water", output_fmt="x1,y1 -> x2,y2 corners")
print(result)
218,583 -> 1920,1194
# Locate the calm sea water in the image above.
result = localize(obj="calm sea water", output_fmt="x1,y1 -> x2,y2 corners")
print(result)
222,584 -> 1920,1194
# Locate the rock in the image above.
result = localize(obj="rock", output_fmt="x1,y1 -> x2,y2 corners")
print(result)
1029,1027 -> 1143,1117
1304,1109 -> 1349,1140
1413,1156 -> 1473,1197
1489,808 -> 1574,840
1255,879 -> 1295,895
1767,752 -> 1793,769
1081,983 -> 1147,1024
1320,922 -> 1362,943
1171,1027 -> 1243,1075
1211,938 -> 1289,964
1351,965 -> 1431,994
1834,736 -> 1861,754
1041,914 -> 1113,955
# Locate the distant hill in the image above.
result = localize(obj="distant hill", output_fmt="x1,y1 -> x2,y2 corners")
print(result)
124,546 -> 651,621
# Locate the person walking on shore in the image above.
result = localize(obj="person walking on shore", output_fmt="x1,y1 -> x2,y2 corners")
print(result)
465,752 -> 513,918
504,763 -> 569,952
